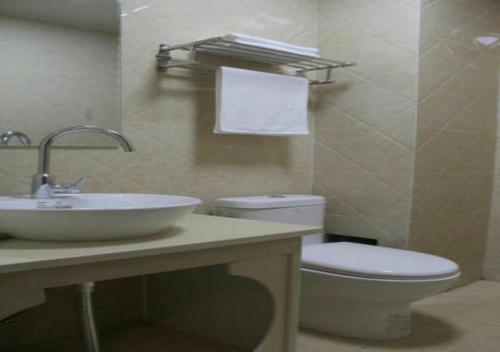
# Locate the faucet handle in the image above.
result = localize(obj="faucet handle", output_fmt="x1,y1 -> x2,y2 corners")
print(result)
53,176 -> 87,194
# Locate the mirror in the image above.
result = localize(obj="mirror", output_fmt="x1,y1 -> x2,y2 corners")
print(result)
0,0 -> 121,147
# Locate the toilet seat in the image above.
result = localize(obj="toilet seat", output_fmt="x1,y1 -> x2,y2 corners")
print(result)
301,242 -> 460,280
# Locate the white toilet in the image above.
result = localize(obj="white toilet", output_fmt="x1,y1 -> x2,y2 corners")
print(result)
214,195 -> 460,340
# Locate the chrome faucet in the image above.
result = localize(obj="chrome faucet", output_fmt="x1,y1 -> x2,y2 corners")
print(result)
31,126 -> 135,199
0,131 -> 32,146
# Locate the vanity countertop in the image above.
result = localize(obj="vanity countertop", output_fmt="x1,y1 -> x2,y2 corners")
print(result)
0,214 -> 318,274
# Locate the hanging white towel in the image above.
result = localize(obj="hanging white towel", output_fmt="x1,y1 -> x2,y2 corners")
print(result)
215,67 -> 309,136
223,33 -> 320,57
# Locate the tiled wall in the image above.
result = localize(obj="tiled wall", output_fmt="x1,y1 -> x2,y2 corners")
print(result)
313,0 -> 420,247
485,139 -> 500,281
408,0 -> 500,286
483,3 -> 500,282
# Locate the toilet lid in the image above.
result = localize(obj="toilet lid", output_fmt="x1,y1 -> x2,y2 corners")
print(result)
301,242 -> 460,280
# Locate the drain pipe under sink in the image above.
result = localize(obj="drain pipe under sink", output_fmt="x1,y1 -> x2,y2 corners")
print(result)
77,282 -> 101,352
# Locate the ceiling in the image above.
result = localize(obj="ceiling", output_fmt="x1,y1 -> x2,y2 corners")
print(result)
0,0 -> 120,32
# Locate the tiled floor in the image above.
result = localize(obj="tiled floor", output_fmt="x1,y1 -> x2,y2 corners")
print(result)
298,280 -> 500,352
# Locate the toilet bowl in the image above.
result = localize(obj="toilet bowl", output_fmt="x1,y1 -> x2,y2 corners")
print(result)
300,242 -> 460,340
213,195 -> 460,340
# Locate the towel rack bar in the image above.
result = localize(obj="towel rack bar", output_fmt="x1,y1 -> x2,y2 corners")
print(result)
156,37 -> 355,85
201,40 -> 328,63
196,42 -> 312,61
196,43 -> 345,70
194,46 -> 315,70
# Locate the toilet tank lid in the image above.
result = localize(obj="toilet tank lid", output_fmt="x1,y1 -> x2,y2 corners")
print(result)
214,195 -> 325,209
302,242 -> 460,280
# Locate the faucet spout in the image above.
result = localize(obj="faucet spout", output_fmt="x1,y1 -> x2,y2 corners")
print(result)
32,126 -> 135,198
37,126 -> 134,175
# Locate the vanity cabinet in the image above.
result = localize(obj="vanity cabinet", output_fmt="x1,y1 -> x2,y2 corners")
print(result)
0,215 -> 318,351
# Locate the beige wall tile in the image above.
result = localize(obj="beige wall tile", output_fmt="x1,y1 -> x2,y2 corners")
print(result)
374,155 -> 415,195
420,0 -> 493,51
442,135 -> 496,174
484,218 -> 500,281
319,71 -> 413,129
418,72 -> 483,130
314,0 -> 419,245
418,41 -> 481,98
319,28 -> 418,99
414,131 -> 478,173
445,92 -> 498,133
319,0 -> 419,53
409,0 -> 499,286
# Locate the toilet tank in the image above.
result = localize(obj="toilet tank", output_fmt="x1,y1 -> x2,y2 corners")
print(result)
213,195 -> 325,246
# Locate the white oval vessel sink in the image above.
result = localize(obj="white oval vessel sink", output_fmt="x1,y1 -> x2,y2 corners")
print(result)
0,194 -> 202,241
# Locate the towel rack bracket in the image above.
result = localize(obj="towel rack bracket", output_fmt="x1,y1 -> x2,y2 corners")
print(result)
157,44 -> 173,72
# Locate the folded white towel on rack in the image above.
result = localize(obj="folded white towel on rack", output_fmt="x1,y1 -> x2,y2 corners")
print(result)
223,33 -> 320,57
215,67 -> 309,136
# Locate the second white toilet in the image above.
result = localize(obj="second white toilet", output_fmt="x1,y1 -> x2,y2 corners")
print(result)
214,194 -> 460,340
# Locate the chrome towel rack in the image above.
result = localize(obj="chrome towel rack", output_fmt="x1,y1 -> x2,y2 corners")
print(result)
156,37 -> 355,85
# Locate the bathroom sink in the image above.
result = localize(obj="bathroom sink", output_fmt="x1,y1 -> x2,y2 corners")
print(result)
0,194 -> 202,241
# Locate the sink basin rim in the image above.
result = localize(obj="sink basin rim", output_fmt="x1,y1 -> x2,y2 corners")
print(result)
0,193 -> 202,212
